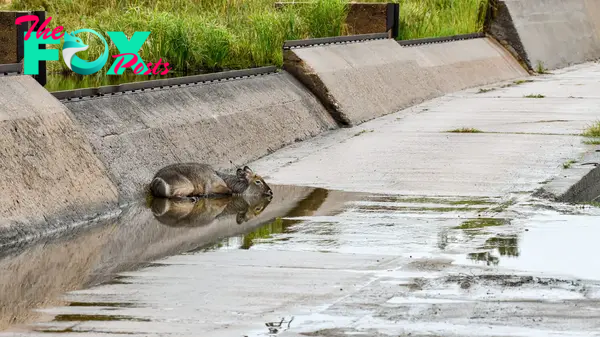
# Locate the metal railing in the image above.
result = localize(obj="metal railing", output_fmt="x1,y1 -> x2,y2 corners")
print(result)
52,66 -> 279,101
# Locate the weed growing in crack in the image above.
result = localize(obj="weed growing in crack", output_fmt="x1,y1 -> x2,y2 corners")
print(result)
447,128 -> 483,133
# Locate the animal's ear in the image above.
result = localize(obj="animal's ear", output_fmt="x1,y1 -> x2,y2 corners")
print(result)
236,212 -> 246,225
236,168 -> 246,179
243,166 -> 254,179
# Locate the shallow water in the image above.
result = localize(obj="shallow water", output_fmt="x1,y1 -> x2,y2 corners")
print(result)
0,185 -> 599,336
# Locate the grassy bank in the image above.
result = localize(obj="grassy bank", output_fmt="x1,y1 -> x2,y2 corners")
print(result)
4,0 -> 488,90
394,0 -> 488,40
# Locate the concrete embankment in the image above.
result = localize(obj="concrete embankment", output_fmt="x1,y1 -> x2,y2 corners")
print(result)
283,36 -> 528,126
62,71 -> 338,204
486,0 -> 600,71
0,75 -> 119,247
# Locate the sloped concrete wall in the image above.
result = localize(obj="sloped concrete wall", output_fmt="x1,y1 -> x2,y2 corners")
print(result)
283,37 -> 528,126
486,0 -> 600,71
62,71 -> 338,204
0,75 -> 119,247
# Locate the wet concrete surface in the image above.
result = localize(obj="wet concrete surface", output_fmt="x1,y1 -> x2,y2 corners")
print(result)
2,62 -> 600,336
1,188 -> 600,336
250,62 -> 600,198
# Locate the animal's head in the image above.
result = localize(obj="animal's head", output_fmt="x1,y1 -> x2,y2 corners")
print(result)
237,166 -> 273,197
235,194 -> 273,225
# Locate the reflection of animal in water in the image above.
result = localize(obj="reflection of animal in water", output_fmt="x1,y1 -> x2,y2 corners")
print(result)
149,163 -> 273,201
151,194 -> 273,227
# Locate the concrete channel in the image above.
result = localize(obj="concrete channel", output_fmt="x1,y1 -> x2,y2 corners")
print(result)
1,61 -> 600,337
2,0 -> 600,336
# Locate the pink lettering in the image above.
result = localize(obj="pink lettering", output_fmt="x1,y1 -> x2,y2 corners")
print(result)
51,26 -> 64,40
15,15 -> 63,41
152,58 -> 163,75
35,17 -> 51,39
161,63 -> 171,75
143,62 -> 153,75
15,15 -> 38,41
133,62 -> 144,75
112,53 -> 139,72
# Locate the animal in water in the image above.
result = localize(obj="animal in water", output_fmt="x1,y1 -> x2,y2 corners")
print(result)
149,163 -> 273,200
150,194 -> 273,227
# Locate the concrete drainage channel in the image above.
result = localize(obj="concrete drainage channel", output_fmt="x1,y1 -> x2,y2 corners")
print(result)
2,0 -> 600,335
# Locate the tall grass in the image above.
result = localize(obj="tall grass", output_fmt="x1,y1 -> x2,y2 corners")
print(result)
361,0 -> 488,39
398,0 -> 488,39
8,0 -> 350,75
6,0 -> 488,90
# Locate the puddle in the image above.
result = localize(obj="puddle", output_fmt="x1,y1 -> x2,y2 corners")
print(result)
457,213 -> 600,280
1,185 -> 599,336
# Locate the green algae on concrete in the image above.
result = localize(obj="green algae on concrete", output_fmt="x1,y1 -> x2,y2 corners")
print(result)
454,217 -> 509,230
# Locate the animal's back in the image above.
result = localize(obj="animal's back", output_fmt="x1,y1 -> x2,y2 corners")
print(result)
150,163 -> 231,197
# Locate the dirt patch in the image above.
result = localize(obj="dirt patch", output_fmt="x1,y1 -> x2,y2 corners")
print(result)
405,258 -> 454,272
345,3 -> 388,35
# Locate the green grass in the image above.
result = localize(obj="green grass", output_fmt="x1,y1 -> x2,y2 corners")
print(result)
447,127 -> 483,133
354,129 -> 374,137
562,159 -> 577,169
7,0 -> 489,91
583,138 -> 600,145
385,0 -> 489,40
582,121 -> 600,138
513,79 -> 534,85
535,60 -> 551,74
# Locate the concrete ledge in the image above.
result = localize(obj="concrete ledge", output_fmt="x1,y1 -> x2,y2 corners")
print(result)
535,149 -> 600,203
0,75 -> 119,248
62,71 -> 338,203
486,0 -> 600,71
283,37 -> 529,126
